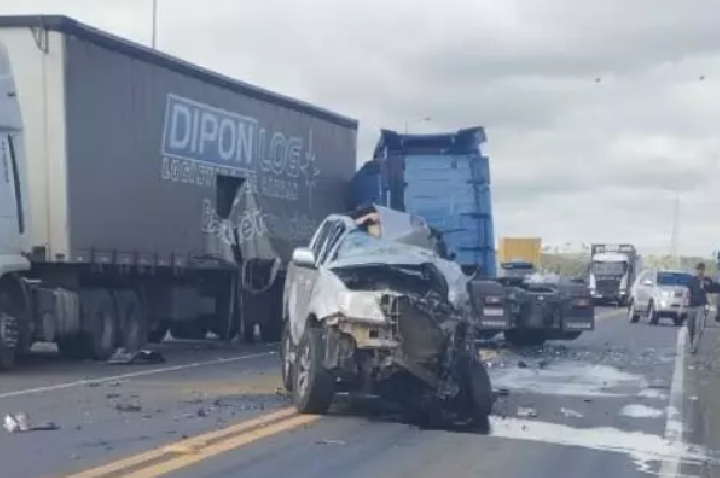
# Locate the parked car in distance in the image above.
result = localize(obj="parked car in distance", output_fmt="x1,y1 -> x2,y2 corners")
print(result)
628,269 -> 692,326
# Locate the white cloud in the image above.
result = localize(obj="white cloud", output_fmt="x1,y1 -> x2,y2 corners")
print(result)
6,0 -> 720,256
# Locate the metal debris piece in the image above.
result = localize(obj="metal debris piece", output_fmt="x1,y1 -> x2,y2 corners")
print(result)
316,439 -> 346,445
115,403 -> 142,412
3,413 -> 28,433
107,348 -> 166,365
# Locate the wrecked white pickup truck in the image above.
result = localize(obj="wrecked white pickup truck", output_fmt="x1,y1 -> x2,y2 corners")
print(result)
281,205 -> 493,428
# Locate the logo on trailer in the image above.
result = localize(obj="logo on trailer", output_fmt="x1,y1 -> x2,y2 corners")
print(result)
160,94 -> 320,206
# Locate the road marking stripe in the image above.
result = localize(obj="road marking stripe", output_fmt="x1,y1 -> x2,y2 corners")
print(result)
64,407 -> 305,478
123,414 -> 319,477
659,327 -> 687,477
0,351 -> 275,400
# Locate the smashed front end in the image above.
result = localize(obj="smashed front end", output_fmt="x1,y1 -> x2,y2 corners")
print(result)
317,261 -> 474,398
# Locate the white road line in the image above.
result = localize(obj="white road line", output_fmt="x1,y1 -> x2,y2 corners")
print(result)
660,327 -> 687,477
0,351 -> 275,400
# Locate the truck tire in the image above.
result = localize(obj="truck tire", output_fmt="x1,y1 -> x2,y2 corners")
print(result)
0,287 -> 22,370
673,314 -> 685,327
115,290 -> 147,352
83,289 -> 119,360
280,320 -> 294,392
292,327 -> 334,415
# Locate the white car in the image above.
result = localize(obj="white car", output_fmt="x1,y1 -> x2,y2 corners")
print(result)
280,205 -> 492,428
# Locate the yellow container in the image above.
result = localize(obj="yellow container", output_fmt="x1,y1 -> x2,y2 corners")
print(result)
497,237 -> 542,268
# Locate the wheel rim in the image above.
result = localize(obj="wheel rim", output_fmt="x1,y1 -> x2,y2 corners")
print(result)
297,343 -> 311,398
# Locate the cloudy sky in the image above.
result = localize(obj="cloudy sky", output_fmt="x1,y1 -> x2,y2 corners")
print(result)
6,0 -> 720,256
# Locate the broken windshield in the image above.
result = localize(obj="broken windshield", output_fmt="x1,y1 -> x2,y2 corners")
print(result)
336,229 -> 436,260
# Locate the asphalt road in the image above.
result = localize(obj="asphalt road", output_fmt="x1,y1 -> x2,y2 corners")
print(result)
0,307 -> 710,478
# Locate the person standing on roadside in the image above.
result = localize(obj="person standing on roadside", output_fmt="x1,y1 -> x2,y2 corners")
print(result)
686,262 -> 720,348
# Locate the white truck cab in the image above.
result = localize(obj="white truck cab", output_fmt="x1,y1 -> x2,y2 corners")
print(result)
0,39 -> 30,369
0,39 -> 28,276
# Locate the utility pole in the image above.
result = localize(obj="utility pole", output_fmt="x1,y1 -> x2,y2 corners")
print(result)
151,0 -> 158,49
669,191 -> 680,269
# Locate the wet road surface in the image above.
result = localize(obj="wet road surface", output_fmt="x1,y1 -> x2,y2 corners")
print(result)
0,308 -> 709,477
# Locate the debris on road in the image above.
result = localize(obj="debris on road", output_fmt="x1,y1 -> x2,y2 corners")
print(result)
620,404 -> 665,418
517,407 -> 537,418
107,349 -> 166,365
315,439 -> 346,446
115,403 -> 143,413
4,413 -> 28,433
560,407 -> 583,418
4,413 -> 60,433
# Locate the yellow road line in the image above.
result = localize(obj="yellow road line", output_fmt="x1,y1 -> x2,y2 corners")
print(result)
124,414 -> 318,477
65,407 -> 317,478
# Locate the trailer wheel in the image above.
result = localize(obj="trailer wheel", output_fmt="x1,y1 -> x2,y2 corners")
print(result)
170,322 -> 207,340
0,286 -> 22,370
260,321 -> 282,343
82,289 -> 119,360
147,321 -> 169,343
115,290 -> 147,352
292,326 -> 334,415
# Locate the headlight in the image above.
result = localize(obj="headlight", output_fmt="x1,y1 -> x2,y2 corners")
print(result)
340,291 -> 386,323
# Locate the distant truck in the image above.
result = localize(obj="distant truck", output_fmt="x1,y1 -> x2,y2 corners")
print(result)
496,237 -> 542,271
346,128 -> 496,277
0,16 -> 357,369
588,243 -> 640,306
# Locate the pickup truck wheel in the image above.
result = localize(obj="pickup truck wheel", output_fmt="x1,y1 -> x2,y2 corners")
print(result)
293,327 -> 334,414
0,288 -> 22,370
647,301 -> 659,325
459,355 -> 493,431
628,301 -> 640,323
280,321 -> 294,392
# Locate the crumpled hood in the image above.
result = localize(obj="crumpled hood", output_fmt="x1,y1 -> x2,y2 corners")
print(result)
324,243 -> 472,311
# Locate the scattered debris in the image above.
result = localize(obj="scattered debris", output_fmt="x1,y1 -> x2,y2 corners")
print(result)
115,403 -> 142,413
316,439 -> 346,445
517,407 -> 537,418
620,404 -> 665,418
107,348 -> 166,365
4,413 -> 59,433
4,413 -> 28,433
560,407 -> 583,418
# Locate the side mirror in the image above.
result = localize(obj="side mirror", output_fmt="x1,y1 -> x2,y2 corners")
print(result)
216,175 -> 246,219
291,247 -> 316,269
643,280 -> 654,286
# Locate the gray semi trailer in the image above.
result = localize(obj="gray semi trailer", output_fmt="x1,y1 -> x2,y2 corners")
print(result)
0,15 -> 357,369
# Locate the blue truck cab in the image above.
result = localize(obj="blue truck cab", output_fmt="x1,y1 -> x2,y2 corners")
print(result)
347,127 -> 496,277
